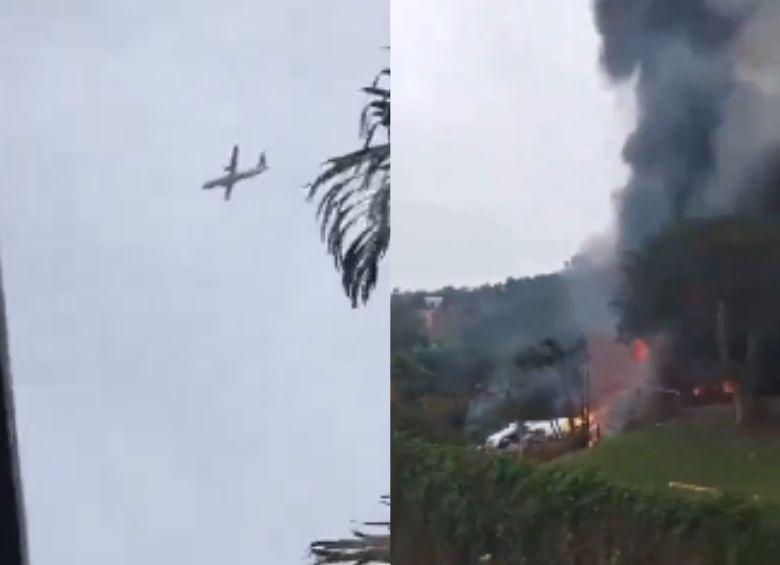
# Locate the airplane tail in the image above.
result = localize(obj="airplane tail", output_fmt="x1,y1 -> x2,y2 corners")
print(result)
257,152 -> 267,169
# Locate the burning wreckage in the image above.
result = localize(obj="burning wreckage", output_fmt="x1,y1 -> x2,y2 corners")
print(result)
483,417 -> 593,457
482,338 -> 685,458
485,419 -> 579,450
473,0 -> 780,460
483,389 -> 681,458
467,0 -> 780,460
481,331 -> 772,460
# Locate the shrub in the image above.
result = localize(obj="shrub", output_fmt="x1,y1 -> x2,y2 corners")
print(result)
393,434 -> 780,565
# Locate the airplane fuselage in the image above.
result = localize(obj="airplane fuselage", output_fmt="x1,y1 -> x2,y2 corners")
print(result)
203,145 -> 267,201
202,166 -> 266,190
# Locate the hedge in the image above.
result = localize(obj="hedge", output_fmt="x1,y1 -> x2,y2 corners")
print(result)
392,434 -> 780,565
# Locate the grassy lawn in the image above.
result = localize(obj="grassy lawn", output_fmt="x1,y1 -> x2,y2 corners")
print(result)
558,404 -> 780,504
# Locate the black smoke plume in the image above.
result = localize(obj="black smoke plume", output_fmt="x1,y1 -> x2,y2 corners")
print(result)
594,0 -> 753,248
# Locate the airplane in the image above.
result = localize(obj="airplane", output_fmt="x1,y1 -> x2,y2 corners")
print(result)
203,144 -> 268,201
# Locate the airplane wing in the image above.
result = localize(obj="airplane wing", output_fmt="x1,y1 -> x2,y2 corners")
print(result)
224,145 -> 239,174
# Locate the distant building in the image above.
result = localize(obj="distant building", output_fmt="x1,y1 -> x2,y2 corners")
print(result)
423,296 -> 443,310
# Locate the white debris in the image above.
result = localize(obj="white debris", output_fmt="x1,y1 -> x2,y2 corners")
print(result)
484,418 -> 575,450
485,421 -> 519,448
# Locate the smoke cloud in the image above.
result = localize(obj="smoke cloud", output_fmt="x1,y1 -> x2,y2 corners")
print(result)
558,2 -> 780,399
706,1 -> 780,215
573,0 -> 780,333
563,233 -> 619,336
593,0 -> 763,248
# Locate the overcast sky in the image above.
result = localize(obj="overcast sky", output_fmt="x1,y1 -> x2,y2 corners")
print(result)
1,2 -> 387,564
394,0 -> 631,291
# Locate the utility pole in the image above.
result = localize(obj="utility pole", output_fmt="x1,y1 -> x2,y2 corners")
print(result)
716,301 -> 729,366
718,300 -> 747,425
0,259 -> 28,564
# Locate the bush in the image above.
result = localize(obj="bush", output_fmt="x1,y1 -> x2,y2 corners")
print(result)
393,434 -> 780,564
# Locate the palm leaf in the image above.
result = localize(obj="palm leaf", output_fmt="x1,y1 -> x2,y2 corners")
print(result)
309,497 -> 390,564
307,64 -> 390,307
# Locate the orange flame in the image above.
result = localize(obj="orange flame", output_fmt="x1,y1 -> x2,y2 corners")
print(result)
631,339 -> 650,363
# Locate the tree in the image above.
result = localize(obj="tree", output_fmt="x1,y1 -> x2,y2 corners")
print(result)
307,64 -> 390,308
390,297 -> 428,354
514,337 -> 589,430
305,59 -> 391,563
309,497 -> 390,564
391,354 -> 434,401
411,343 -> 496,398
611,217 -> 780,423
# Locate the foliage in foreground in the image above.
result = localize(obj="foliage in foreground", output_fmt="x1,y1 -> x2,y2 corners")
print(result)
393,434 -> 780,565
309,496 -> 390,564
307,65 -> 390,308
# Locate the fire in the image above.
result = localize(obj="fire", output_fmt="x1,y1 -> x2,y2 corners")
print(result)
583,406 -> 604,447
587,416 -> 602,447
692,380 -> 736,399
630,339 -> 650,363
565,417 -> 584,432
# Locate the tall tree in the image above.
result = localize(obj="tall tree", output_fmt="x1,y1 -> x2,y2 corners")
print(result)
0,260 -> 28,564
611,217 -> 780,423
307,65 -> 390,307
305,57 -> 391,563
514,337 -> 589,430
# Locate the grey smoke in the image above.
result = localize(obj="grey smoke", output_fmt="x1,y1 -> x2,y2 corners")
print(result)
575,0 -> 780,344
593,0 -> 752,248
705,1 -> 780,215
563,233 -> 619,336
566,1 -> 752,339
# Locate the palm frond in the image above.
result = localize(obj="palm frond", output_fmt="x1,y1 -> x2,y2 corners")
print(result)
307,65 -> 390,308
309,531 -> 390,564
309,497 -> 390,564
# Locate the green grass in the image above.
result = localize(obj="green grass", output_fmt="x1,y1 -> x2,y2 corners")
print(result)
559,404 -> 780,504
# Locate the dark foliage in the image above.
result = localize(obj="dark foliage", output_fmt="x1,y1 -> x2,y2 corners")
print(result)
394,434 -> 780,565
393,274 -> 580,350
513,337 -> 590,422
613,217 -> 780,341
0,264 -> 27,564
392,354 -> 435,401
414,345 -> 496,396
307,67 -> 390,308
611,217 -> 780,394
514,337 -> 587,371
390,297 -> 428,354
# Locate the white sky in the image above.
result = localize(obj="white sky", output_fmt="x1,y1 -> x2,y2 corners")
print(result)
393,0 -> 632,291
1,2 -> 388,564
